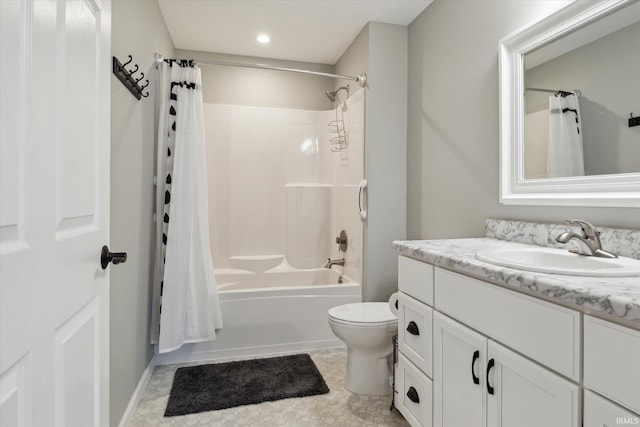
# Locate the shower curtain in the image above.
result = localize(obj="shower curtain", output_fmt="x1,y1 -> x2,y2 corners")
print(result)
151,60 -> 223,353
547,93 -> 584,177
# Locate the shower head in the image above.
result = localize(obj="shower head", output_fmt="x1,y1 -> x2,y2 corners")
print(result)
325,86 -> 350,103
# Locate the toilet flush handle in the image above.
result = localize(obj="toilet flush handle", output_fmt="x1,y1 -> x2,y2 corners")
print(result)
406,386 -> 420,404
406,321 -> 420,336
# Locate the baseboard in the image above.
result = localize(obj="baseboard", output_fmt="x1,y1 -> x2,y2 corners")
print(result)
118,354 -> 157,427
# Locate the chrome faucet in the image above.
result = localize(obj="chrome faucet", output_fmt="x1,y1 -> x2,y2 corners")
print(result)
555,220 -> 617,258
323,258 -> 345,269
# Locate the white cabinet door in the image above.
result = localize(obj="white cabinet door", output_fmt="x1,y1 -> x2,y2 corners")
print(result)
487,341 -> 580,427
433,312 -> 486,427
0,0 -> 111,426
583,389 -> 640,427
584,316 -> 640,414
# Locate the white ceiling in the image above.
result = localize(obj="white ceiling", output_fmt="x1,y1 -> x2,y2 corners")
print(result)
158,0 -> 432,65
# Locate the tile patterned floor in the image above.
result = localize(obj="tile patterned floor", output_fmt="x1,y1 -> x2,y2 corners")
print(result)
130,348 -> 410,426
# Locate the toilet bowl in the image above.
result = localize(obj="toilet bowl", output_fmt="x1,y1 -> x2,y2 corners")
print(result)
328,302 -> 398,395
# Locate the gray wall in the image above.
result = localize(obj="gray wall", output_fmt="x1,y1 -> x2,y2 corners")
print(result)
336,22 -> 408,302
110,0 -> 174,424
334,24 -> 369,93
525,22 -> 640,176
175,49 -> 334,110
407,0 -> 639,240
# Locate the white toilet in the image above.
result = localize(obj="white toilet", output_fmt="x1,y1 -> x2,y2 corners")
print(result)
328,302 -> 398,395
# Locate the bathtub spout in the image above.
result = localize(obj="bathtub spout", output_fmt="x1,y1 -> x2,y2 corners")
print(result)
324,258 -> 345,269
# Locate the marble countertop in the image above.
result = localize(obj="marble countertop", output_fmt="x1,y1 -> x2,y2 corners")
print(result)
392,237 -> 640,328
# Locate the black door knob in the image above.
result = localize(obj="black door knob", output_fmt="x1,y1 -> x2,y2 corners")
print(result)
101,245 -> 127,270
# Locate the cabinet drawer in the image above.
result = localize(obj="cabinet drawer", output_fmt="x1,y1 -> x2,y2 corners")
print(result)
396,353 -> 433,427
399,256 -> 433,305
584,316 -> 640,414
398,292 -> 433,377
584,390 -> 640,427
435,268 -> 580,381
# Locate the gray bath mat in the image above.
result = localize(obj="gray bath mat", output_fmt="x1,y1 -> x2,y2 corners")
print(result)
164,353 -> 330,416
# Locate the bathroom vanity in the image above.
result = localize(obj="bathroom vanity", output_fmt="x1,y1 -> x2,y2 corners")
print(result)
392,220 -> 640,427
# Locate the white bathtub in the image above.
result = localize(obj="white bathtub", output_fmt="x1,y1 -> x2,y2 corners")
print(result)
155,267 -> 361,365
217,267 -> 349,291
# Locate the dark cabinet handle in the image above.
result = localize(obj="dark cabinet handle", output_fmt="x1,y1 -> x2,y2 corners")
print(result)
487,358 -> 495,395
406,321 -> 420,336
471,350 -> 480,385
101,245 -> 127,270
406,386 -> 420,404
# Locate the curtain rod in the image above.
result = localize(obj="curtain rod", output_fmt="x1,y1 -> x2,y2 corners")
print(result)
525,87 -> 581,96
154,53 -> 367,87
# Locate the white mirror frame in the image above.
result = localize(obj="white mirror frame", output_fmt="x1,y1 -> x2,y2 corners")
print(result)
499,0 -> 640,207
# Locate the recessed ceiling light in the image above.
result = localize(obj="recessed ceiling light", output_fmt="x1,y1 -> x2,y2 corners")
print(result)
257,34 -> 271,44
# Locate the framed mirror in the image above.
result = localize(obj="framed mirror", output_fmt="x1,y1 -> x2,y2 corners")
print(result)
499,0 -> 640,207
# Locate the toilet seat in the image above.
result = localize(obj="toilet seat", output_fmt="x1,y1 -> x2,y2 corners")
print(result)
328,302 -> 396,327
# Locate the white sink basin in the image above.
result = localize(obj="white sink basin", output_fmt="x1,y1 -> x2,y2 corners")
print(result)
475,246 -> 640,277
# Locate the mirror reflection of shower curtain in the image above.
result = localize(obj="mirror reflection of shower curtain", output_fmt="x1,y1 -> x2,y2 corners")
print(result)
151,60 -> 223,353
547,94 -> 584,177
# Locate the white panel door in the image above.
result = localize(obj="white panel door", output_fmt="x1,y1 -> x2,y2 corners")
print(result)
583,390 -> 640,427
0,0 -> 111,426
433,312 -> 486,427
487,340 -> 580,427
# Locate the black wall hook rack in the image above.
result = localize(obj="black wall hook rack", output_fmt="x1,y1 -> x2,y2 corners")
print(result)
113,55 -> 149,100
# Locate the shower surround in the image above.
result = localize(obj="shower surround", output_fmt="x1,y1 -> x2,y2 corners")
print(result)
206,89 -> 364,278
156,90 -> 365,363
